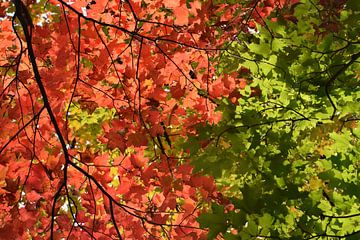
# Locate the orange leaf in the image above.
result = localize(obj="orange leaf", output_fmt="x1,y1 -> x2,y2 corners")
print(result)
174,5 -> 189,26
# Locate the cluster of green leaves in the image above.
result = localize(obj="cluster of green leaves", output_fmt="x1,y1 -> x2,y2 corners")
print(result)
193,0 -> 360,239
68,104 -> 115,149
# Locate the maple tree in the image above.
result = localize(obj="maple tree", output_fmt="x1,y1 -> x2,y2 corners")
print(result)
0,0 -> 272,239
0,0 -> 359,239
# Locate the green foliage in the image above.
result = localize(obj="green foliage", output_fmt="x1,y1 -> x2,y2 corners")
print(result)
68,104 -> 115,149
194,1 -> 360,239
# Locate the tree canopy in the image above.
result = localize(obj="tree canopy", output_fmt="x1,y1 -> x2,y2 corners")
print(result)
0,0 -> 359,239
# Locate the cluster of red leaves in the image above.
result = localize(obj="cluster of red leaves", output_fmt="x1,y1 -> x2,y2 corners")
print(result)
0,0 -> 294,239
316,0 -> 347,33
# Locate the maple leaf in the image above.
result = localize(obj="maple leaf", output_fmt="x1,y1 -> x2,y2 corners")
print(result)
174,5 -> 189,26
105,131 -> 127,153
170,84 -> 186,99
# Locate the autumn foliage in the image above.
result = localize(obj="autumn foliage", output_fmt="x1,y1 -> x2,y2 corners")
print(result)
1,0 -> 358,239
0,0 -> 272,239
